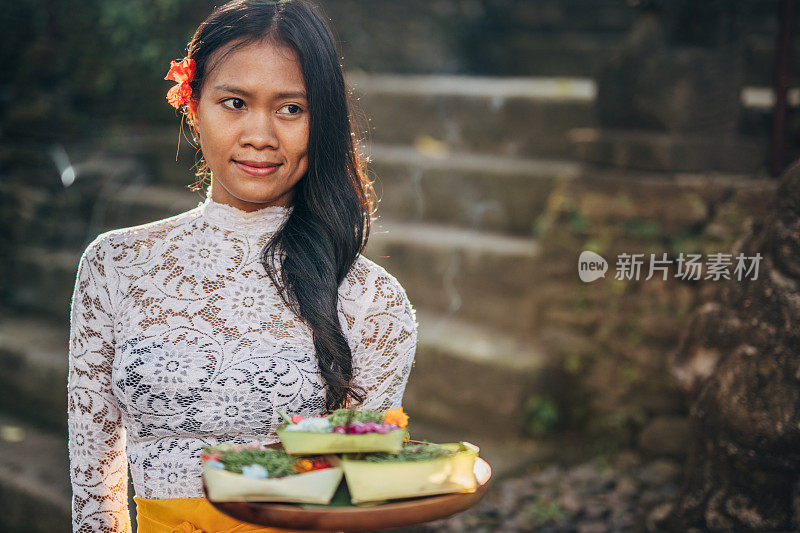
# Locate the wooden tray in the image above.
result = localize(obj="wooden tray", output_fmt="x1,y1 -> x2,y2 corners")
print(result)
203,456 -> 491,532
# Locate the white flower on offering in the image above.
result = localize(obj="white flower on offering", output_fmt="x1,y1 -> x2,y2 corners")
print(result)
206,460 -> 225,469
284,417 -> 331,433
241,463 -> 270,479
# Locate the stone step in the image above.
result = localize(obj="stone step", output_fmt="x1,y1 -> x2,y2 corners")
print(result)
368,145 -> 579,235
487,3 -> 635,33
99,149 -> 579,237
404,308 -> 553,442
568,127 -> 767,174
9,181 -> 200,253
365,219 -> 543,339
0,315 -> 69,431
0,310 -> 560,476
489,31 -> 796,87
0,301 -> 553,437
8,155 -> 161,249
13,213 -> 546,336
97,183 -> 203,233
0,308 -> 559,493
347,74 -> 596,158
11,247 -> 79,323
11,146 -> 578,252
0,412 -> 71,532
466,31 -> 625,79
330,0 -> 796,83
321,0 -> 634,75
83,78 -> 595,184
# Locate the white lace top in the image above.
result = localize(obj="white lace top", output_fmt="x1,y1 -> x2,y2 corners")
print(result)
67,192 -> 418,532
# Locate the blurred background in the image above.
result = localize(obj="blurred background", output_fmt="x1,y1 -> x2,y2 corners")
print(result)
1,0 -> 798,531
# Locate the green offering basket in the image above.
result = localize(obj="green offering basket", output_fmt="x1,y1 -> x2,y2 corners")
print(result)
202,454 -> 343,504
340,442 -> 479,504
277,426 -> 408,455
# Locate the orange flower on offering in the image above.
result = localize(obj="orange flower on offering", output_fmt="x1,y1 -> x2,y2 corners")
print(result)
295,459 -> 314,473
164,57 -> 196,110
384,406 -> 409,429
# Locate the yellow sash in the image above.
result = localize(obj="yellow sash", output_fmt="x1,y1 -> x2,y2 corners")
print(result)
134,496 -> 328,533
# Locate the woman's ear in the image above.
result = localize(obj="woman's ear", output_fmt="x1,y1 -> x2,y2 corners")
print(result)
189,101 -> 200,130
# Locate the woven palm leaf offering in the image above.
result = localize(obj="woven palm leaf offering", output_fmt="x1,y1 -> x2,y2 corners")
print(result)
341,440 -> 480,504
276,407 -> 410,454
201,442 -> 343,503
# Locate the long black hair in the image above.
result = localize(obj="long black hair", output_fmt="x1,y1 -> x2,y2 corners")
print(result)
183,0 -> 375,412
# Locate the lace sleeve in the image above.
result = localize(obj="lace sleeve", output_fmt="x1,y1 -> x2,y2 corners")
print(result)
67,235 -> 131,533
347,270 -> 418,412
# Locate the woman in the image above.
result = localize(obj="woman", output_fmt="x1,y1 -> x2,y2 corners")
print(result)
67,1 -> 418,531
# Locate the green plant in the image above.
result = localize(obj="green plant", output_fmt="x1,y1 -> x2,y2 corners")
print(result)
622,219 -> 661,240
522,395 -> 559,438
568,210 -> 589,233
563,350 -> 583,374
523,495 -> 568,526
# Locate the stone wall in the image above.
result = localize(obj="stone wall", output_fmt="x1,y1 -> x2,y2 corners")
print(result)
530,170 -> 778,457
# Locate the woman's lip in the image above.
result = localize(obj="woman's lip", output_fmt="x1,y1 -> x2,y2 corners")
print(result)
234,160 -> 282,176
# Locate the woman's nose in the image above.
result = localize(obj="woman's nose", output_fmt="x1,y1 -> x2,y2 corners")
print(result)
239,111 -> 279,149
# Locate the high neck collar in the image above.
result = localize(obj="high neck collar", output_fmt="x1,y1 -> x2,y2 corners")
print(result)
197,192 -> 293,236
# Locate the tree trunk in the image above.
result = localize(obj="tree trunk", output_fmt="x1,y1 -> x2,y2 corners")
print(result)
662,160 -> 800,531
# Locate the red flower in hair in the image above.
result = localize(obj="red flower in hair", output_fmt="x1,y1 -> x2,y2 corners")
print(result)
164,57 -> 196,110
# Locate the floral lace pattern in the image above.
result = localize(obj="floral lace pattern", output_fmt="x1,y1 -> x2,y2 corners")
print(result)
67,193 -> 418,532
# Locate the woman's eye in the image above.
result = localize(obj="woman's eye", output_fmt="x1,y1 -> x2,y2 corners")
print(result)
279,104 -> 303,115
221,98 -> 246,110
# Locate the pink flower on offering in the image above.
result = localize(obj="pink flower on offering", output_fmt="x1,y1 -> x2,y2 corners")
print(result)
291,415 -> 305,424
333,426 -> 346,434
349,421 -> 372,434
201,451 -> 222,462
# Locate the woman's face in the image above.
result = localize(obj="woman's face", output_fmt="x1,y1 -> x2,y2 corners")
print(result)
192,39 -> 309,211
